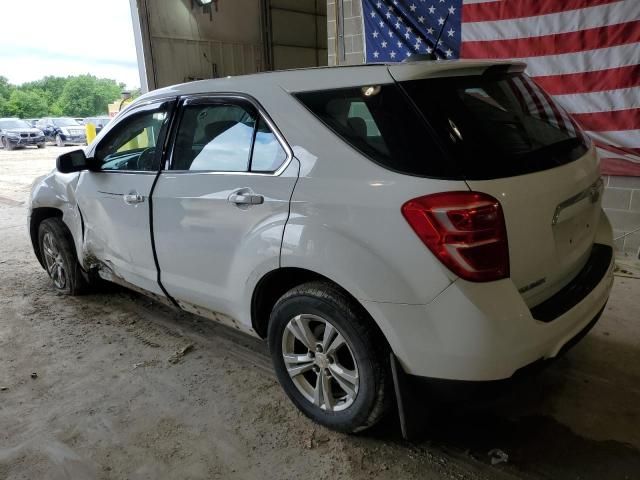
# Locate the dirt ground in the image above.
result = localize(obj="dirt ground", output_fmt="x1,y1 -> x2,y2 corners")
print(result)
1,145 -> 640,480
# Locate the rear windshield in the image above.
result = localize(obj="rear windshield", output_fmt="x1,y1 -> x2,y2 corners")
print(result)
295,72 -> 588,180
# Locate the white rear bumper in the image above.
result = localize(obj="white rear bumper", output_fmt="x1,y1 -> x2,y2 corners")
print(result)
363,213 -> 615,381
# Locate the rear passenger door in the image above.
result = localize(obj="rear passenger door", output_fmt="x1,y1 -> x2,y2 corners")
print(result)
152,96 -> 299,330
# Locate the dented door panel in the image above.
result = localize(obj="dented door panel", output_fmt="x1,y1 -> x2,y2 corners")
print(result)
75,171 -> 162,295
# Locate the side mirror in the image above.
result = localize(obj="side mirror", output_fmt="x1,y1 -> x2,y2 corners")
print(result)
56,149 -> 91,173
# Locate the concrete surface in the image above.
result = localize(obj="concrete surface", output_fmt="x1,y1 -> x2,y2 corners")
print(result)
1,146 -> 640,480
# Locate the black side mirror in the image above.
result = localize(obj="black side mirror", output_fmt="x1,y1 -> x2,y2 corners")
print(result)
57,149 -> 91,173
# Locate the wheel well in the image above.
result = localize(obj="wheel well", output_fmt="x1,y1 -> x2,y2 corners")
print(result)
30,207 -> 63,267
251,267 -> 385,343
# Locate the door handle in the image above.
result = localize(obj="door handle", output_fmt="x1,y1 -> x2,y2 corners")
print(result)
228,192 -> 264,205
123,193 -> 144,205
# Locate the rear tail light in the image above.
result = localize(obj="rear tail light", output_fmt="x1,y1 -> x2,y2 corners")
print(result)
401,191 -> 509,282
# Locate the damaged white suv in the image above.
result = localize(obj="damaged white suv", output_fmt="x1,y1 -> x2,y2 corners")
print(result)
29,61 -> 614,433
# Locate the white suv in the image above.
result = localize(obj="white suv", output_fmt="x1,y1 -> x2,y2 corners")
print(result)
28,61 -> 614,433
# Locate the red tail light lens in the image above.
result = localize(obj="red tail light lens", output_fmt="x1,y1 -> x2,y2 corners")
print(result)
401,191 -> 509,282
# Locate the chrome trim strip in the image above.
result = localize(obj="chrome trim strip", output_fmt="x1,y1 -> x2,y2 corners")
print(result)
552,177 -> 604,226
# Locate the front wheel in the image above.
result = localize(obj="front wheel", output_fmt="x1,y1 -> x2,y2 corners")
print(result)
38,218 -> 87,295
2,137 -> 15,150
268,282 -> 391,433
55,134 -> 64,147
37,143 -> 45,149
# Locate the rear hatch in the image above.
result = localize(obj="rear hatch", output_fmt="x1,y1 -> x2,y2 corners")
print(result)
392,63 -> 602,306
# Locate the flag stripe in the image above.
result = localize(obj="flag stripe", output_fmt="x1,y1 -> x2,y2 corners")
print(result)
462,1 -> 638,41
588,130 -> 640,148
461,20 -> 640,58
553,87 -> 640,114
462,0 -> 619,23
573,109 -> 640,132
594,140 -> 640,158
600,158 -> 640,176
597,147 -> 640,162
533,65 -> 640,95
512,43 -> 640,77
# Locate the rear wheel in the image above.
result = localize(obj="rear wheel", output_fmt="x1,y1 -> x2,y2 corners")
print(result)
55,134 -> 64,147
38,218 -> 87,295
268,281 -> 391,433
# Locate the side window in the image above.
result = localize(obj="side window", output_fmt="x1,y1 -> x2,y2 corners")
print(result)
172,103 -> 255,171
250,117 -> 287,172
171,101 -> 288,173
95,104 -> 168,171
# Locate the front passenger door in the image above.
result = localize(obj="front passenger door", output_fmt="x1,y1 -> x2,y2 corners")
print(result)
75,100 -> 174,295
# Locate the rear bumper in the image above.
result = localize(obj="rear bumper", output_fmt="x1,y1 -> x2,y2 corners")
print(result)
60,134 -> 87,144
364,215 -> 615,381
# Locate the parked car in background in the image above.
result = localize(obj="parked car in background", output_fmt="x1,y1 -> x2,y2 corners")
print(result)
25,118 -> 39,127
36,117 -> 87,146
84,116 -> 112,134
28,61 -> 614,433
0,118 -> 45,149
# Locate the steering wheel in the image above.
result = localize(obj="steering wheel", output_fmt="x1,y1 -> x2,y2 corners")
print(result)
136,147 -> 156,171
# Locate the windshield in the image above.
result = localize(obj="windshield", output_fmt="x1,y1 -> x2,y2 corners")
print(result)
0,119 -> 31,129
53,118 -> 81,127
401,72 -> 589,179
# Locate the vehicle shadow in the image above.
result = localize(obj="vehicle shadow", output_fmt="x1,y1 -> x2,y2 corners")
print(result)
366,334 -> 640,479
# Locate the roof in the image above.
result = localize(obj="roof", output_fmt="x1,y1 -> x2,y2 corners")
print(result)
138,59 -> 525,103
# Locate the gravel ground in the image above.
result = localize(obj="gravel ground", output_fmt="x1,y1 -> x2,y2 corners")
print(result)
1,145 -> 640,480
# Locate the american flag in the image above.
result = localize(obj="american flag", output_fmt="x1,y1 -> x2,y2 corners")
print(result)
362,0 -> 640,176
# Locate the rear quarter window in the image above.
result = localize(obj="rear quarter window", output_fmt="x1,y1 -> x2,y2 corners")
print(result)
295,85 -> 460,178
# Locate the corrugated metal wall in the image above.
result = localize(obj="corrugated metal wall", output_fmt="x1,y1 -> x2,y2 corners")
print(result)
268,0 -> 328,70
131,0 -> 326,91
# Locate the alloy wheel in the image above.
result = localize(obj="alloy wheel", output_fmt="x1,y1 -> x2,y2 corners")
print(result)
281,313 -> 359,412
42,232 -> 67,289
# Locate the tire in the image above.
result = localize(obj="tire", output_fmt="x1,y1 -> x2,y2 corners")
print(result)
37,143 -> 45,149
55,134 -> 64,147
3,137 -> 15,151
38,218 -> 88,295
268,281 -> 391,433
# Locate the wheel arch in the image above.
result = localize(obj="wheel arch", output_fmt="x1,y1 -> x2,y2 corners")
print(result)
250,267 -> 389,349
30,207 -> 63,268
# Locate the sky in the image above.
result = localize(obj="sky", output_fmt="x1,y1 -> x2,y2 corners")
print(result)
0,0 -> 140,88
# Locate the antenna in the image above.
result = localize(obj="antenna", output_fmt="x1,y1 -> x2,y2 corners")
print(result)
428,11 -> 450,60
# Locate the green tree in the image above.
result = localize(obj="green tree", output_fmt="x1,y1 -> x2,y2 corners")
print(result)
20,76 -> 67,107
54,75 -> 122,117
5,89 -> 49,118
0,77 -> 13,115
0,76 -> 12,100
